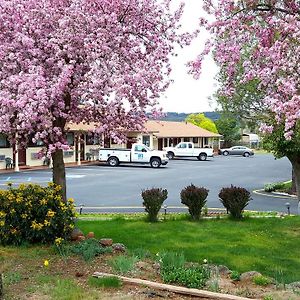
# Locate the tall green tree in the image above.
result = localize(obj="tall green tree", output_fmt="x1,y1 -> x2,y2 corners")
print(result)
215,115 -> 241,148
186,113 -> 218,133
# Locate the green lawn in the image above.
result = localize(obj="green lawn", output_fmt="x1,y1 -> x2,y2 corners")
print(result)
77,216 -> 300,283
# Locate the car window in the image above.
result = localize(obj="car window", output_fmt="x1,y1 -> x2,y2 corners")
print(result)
134,145 -> 146,152
188,143 -> 192,149
178,144 -> 187,149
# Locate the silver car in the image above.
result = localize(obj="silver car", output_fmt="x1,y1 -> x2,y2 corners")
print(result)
219,146 -> 254,157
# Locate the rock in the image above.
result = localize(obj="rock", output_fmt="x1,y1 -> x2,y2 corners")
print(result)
77,235 -> 86,242
240,271 -> 262,281
70,228 -> 84,241
86,232 -> 95,239
217,265 -> 231,275
152,262 -> 160,271
136,261 -> 148,270
100,238 -> 113,247
112,243 -> 126,252
75,272 -> 84,277
286,281 -> 300,291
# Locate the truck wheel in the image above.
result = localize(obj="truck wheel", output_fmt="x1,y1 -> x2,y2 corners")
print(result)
167,152 -> 174,159
198,153 -> 207,161
150,158 -> 161,168
107,156 -> 119,167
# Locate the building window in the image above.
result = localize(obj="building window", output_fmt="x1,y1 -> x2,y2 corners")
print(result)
193,137 -> 198,144
184,137 -> 190,142
67,133 -> 74,146
204,137 -> 209,146
142,135 -> 150,147
164,139 -> 168,147
0,134 -> 9,148
86,133 -> 99,145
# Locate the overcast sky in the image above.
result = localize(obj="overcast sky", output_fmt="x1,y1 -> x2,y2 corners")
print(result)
159,0 -> 219,113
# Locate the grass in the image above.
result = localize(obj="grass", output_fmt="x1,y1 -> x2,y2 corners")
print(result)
109,255 -> 137,274
77,216 -> 300,283
88,276 -> 122,288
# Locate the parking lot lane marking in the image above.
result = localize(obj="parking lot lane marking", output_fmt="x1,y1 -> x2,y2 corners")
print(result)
27,177 -> 32,181
5,177 -> 11,181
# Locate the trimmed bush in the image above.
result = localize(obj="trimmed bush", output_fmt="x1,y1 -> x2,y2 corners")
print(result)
218,185 -> 251,219
141,187 -> 168,222
180,184 -> 209,220
0,183 -> 76,245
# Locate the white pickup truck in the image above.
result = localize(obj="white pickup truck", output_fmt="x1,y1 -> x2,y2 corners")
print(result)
163,142 -> 213,161
99,144 -> 168,168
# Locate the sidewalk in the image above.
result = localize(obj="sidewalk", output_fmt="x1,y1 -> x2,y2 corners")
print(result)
0,160 -> 99,174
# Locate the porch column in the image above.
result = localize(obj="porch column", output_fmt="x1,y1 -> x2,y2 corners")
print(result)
77,135 -> 81,166
14,133 -> 19,172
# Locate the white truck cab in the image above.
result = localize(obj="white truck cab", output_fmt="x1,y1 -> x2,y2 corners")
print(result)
99,143 -> 168,168
163,142 -> 213,161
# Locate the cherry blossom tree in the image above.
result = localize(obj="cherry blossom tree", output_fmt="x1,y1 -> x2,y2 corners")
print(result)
192,0 -> 300,209
0,0 -> 190,201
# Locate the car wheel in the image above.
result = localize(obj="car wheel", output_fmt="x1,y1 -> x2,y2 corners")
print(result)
150,158 -> 161,168
167,152 -> 174,159
107,156 -> 119,167
243,152 -> 250,157
223,151 -> 229,156
198,153 -> 207,161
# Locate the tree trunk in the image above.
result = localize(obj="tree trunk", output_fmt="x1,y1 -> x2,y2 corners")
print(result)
291,169 -> 297,194
52,149 -> 67,202
288,155 -> 300,215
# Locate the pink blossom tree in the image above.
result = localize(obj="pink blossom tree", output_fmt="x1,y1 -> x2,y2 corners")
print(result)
192,0 -> 300,208
0,0 -> 189,201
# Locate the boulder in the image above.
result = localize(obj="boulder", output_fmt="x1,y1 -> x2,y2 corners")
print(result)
240,271 -> 262,281
86,232 -> 95,239
286,281 -> 300,291
100,238 -> 113,247
70,228 -> 84,241
217,265 -> 231,275
112,243 -> 126,252
77,235 -> 86,242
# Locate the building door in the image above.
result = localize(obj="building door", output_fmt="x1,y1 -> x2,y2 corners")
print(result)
13,148 -> 26,166
158,138 -> 163,150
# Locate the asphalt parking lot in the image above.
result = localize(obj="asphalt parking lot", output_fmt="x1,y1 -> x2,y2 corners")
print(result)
0,153 -> 298,214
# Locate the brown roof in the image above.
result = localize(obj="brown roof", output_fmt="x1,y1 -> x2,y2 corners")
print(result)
145,120 -> 221,138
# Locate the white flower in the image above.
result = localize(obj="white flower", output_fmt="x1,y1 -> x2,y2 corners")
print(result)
203,259 -> 208,264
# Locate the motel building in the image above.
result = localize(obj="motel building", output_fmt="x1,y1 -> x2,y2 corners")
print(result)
0,120 -> 221,171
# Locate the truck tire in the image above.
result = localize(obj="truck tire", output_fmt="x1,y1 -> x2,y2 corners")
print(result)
167,151 -> 174,159
198,153 -> 207,161
150,157 -> 161,168
107,156 -> 119,167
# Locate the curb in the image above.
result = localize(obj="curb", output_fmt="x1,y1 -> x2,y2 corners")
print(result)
253,189 -> 298,200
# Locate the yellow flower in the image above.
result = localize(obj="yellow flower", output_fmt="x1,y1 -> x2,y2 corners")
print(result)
11,208 -> 15,214
46,210 -> 55,218
44,260 -> 49,267
30,220 -> 44,230
40,199 -> 47,205
0,221 -> 5,227
44,220 -> 50,226
68,198 -> 75,204
10,228 -> 17,234
21,213 -> 28,219
55,237 -> 64,246
0,211 -> 6,218
69,224 -> 74,229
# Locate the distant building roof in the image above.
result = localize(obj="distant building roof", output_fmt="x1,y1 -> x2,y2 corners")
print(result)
242,133 -> 260,142
145,120 -> 221,138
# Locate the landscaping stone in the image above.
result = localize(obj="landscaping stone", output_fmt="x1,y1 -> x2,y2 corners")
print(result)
77,235 -> 86,242
286,281 -> 300,291
217,265 -> 231,275
100,238 -> 113,247
136,261 -> 148,270
112,243 -> 126,252
240,271 -> 262,281
70,228 -> 84,241
86,232 -> 95,239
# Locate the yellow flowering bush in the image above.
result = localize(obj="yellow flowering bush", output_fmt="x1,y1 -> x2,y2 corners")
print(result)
0,183 -> 76,245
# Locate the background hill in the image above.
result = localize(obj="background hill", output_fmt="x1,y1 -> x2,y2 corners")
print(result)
154,112 -> 220,122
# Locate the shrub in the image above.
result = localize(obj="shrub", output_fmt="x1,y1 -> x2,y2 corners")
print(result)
141,187 -> 168,222
180,184 -> 209,220
230,271 -> 241,281
218,185 -> 251,219
252,275 -> 272,286
70,238 -> 112,261
158,251 -> 186,270
109,255 -> 137,274
0,183 -> 76,245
